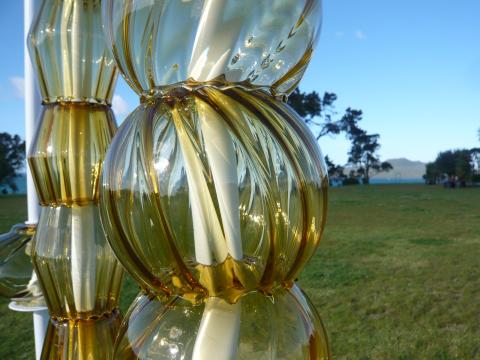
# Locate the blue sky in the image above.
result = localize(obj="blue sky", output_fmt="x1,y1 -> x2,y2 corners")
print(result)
0,1 -> 479,164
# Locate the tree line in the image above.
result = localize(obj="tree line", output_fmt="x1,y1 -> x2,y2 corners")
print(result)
288,88 -> 392,185
424,148 -> 480,187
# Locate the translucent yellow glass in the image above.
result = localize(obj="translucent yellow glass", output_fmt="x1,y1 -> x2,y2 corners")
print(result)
103,0 -> 322,97
28,106 -> 123,354
27,102 -> 123,358
100,1 -> 329,358
32,205 -> 123,320
29,103 -> 116,206
0,224 -> 36,298
42,310 -> 122,359
29,0 -> 117,104
101,86 -> 328,302
115,285 -> 330,359
27,0 -> 123,357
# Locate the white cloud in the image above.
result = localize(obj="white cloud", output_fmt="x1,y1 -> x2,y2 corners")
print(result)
112,94 -> 129,116
335,31 -> 345,38
355,30 -> 366,40
9,76 -> 25,99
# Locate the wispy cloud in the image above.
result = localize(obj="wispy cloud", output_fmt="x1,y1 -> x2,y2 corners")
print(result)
335,31 -> 345,38
9,76 -> 25,99
112,94 -> 129,116
355,30 -> 366,40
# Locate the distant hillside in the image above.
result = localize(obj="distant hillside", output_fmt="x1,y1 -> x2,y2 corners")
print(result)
371,158 -> 426,180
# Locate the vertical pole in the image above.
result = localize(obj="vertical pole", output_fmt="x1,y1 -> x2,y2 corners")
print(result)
23,2 -> 48,360
32,309 -> 49,358
24,0 -> 41,225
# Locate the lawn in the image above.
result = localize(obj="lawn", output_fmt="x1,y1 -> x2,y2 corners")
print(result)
0,185 -> 479,359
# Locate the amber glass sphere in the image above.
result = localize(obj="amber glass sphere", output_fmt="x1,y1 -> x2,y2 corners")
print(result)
114,285 -> 330,359
102,0 -> 322,97
100,86 -> 327,302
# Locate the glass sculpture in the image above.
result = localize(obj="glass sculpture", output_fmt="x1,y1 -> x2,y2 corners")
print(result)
101,0 -> 330,358
0,223 -> 37,299
27,0 -> 123,358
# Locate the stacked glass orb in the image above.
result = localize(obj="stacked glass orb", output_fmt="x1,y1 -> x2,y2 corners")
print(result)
101,1 -> 329,359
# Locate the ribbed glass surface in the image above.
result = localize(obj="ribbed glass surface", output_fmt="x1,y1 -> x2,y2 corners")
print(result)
32,205 -> 123,320
115,285 -> 329,359
0,224 -> 35,299
29,103 -> 116,206
103,0 -> 322,97
28,104 -> 123,320
26,0 -> 124,357
28,0 -> 117,104
101,86 -> 328,302
41,310 -> 122,359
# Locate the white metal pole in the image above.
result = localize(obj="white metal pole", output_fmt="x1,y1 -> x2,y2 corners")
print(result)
32,309 -> 49,357
24,0 -> 41,225
8,302 -> 49,360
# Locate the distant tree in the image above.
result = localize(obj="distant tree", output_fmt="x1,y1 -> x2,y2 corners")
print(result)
342,170 -> 361,186
426,149 -> 475,187
288,88 -> 359,139
287,88 -> 325,121
470,148 -> 480,181
423,162 -> 441,185
344,112 -> 392,184
454,150 -> 473,185
435,151 -> 457,177
0,133 -> 25,193
289,88 -> 391,185
324,155 -> 346,185
339,108 -> 364,138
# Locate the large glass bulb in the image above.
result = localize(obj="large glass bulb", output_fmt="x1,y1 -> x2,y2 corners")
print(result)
101,86 -> 328,302
103,0 -> 322,97
114,285 -> 330,359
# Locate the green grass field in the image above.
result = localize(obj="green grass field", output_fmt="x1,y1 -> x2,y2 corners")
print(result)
1,185 -> 479,359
